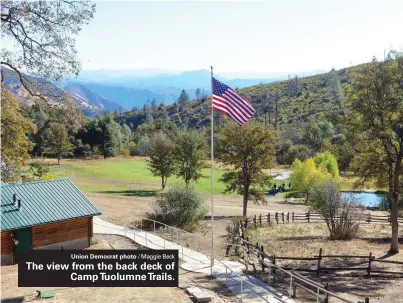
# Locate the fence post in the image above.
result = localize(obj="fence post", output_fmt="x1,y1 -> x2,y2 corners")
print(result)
317,248 -> 322,276
268,213 -> 271,225
244,218 -> 248,228
367,213 -> 371,224
254,215 -> 257,229
282,212 -> 285,224
307,211 -> 310,223
273,255 -> 276,275
292,212 -> 294,223
367,252 -> 372,277
275,212 -> 278,224
365,298 -> 369,303
287,212 -> 290,223
324,283 -> 329,303
259,214 -> 262,228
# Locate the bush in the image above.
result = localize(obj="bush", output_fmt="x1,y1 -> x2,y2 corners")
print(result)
148,184 -> 208,231
120,142 -> 137,157
308,180 -> 362,240
28,158 -> 50,180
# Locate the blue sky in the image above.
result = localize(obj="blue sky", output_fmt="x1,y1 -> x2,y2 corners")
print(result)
7,0 -> 403,75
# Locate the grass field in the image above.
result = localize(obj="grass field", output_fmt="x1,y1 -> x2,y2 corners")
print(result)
50,157 -> 262,195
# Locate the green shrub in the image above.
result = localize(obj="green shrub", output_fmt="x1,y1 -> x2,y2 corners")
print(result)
148,184 -> 208,231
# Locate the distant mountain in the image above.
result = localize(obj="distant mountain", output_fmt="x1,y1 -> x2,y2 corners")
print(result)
74,82 -> 185,110
2,67 -> 101,117
63,84 -> 123,112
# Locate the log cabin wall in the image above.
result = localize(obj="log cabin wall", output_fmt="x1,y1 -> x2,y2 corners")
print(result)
1,231 -> 13,254
1,231 -> 14,265
32,217 -> 91,249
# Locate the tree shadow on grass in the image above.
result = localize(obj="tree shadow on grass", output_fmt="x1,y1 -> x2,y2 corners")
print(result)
98,189 -> 159,197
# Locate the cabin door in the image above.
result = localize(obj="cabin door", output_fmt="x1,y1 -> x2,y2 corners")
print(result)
14,228 -> 32,263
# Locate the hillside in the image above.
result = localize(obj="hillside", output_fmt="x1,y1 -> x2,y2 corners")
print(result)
63,84 -> 123,112
120,65 -> 359,132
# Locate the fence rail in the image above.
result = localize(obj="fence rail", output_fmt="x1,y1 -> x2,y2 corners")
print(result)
94,219 -> 291,303
238,237 -> 368,303
242,211 -> 403,228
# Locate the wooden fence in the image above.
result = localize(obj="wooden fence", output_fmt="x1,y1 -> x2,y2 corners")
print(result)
242,211 -> 403,229
231,232 -> 403,302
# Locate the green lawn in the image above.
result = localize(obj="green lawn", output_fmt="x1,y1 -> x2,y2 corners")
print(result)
52,158 -> 234,195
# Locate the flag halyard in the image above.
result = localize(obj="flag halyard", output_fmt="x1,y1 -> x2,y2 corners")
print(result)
212,77 -> 255,125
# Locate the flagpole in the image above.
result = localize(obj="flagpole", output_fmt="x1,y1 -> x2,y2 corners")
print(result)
210,65 -> 215,275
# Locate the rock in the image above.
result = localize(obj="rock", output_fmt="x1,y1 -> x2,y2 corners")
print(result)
192,291 -> 212,303
186,286 -> 202,295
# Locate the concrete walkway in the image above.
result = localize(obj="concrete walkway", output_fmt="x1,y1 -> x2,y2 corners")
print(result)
93,217 -> 294,303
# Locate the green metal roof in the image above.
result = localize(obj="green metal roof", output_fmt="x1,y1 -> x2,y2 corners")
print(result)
1,178 -> 101,231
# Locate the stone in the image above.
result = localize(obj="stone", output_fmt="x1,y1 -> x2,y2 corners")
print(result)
186,286 -> 202,295
192,291 -> 212,303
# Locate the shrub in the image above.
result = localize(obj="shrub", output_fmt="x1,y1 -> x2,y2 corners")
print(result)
27,158 -> 50,180
148,184 -> 208,231
307,180 -> 362,240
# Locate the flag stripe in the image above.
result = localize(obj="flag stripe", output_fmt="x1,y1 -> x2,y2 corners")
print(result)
213,100 -> 247,123
211,77 -> 255,125
222,92 -> 254,118
213,95 -> 250,122
226,89 -> 255,116
212,104 -> 245,125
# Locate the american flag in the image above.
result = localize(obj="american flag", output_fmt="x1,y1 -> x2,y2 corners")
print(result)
212,77 -> 255,125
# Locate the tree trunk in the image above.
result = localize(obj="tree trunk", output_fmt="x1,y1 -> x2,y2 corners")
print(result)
242,158 -> 249,217
162,176 -> 166,189
57,154 -> 61,165
389,191 -> 400,253
243,186 -> 248,217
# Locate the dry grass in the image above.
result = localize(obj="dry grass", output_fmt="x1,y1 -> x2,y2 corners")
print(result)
241,223 -> 403,302
0,234 -> 237,303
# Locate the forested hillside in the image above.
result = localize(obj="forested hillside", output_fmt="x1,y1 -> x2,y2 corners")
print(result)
115,64 -> 363,170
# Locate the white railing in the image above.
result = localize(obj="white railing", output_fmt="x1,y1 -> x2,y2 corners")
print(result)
94,220 -> 290,303
95,218 -> 368,303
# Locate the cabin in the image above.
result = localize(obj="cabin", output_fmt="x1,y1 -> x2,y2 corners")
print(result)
1,178 -> 102,265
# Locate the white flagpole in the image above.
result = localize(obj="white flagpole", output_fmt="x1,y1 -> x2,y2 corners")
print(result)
210,66 -> 215,274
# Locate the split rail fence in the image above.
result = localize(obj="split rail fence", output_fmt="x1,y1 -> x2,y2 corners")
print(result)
242,211 -> 403,229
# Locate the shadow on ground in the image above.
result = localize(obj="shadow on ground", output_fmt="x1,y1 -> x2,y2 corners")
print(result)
98,189 -> 159,197
1,297 -> 26,303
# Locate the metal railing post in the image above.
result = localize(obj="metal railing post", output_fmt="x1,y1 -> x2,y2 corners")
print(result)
182,245 -> 184,260
268,263 -> 271,285
289,275 -> 293,297
316,287 -> 320,303
124,227 -> 126,237
240,278 -> 243,302
225,267 -> 228,284
153,221 -> 155,233
140,219 -> 142,230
